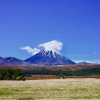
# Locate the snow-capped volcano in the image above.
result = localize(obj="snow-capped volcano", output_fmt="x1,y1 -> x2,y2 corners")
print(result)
22,40 -> 76,65
25,50 -> 76,65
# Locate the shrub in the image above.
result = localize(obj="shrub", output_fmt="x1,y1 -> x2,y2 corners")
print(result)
15,76 -> 25,81
0,68 -> 25,80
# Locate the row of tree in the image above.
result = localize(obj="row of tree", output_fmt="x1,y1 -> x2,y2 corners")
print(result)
22,68 -> 100,76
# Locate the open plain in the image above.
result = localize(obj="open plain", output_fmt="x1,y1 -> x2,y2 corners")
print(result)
0,78 -> 100,100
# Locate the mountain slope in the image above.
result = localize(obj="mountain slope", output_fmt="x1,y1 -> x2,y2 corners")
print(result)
0,57 -> 4,64
0,57 -> 26,66
25,50 -> 76,65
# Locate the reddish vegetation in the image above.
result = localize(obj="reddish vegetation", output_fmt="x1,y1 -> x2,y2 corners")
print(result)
21,64 -> 100,70
25,75 -> 100,80
1,64 -> 100,70
25,75 -> 60,80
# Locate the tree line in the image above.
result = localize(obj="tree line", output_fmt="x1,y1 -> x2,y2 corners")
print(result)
22,68 -> 100,76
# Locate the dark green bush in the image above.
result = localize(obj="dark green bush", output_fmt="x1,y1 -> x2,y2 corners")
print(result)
0,68 -> 25,80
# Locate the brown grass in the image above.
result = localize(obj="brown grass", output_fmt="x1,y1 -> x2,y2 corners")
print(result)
1,64 -> 100,70
0,79 -> 100,100
25,75 -> 100,80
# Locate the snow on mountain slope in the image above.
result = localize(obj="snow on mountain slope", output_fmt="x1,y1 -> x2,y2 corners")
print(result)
25,50 -> 76,65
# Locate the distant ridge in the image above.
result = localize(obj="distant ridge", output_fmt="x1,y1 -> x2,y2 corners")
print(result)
77,62 -> 91,65
0,57 -> 27,66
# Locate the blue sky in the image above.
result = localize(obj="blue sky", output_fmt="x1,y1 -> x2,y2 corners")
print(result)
0,0 -> 100,63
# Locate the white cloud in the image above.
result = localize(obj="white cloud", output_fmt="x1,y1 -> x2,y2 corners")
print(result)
20,46 -> 40,55
21,40 -> 63,55
39,40 -> 63,53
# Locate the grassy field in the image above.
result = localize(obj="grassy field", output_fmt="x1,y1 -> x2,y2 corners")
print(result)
0,79 -> 100,100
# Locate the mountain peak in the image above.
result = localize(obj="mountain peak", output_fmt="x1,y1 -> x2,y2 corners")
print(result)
38,49 -> 61,58
25,50 -> 76,65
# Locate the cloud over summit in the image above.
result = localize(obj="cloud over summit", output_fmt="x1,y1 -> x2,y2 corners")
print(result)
21,40 -> 63,55
39,40 -> 63,53
21,46 -> 40,55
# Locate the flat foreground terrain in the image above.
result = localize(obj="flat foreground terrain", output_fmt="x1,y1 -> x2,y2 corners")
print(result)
0,79 -> 100,100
